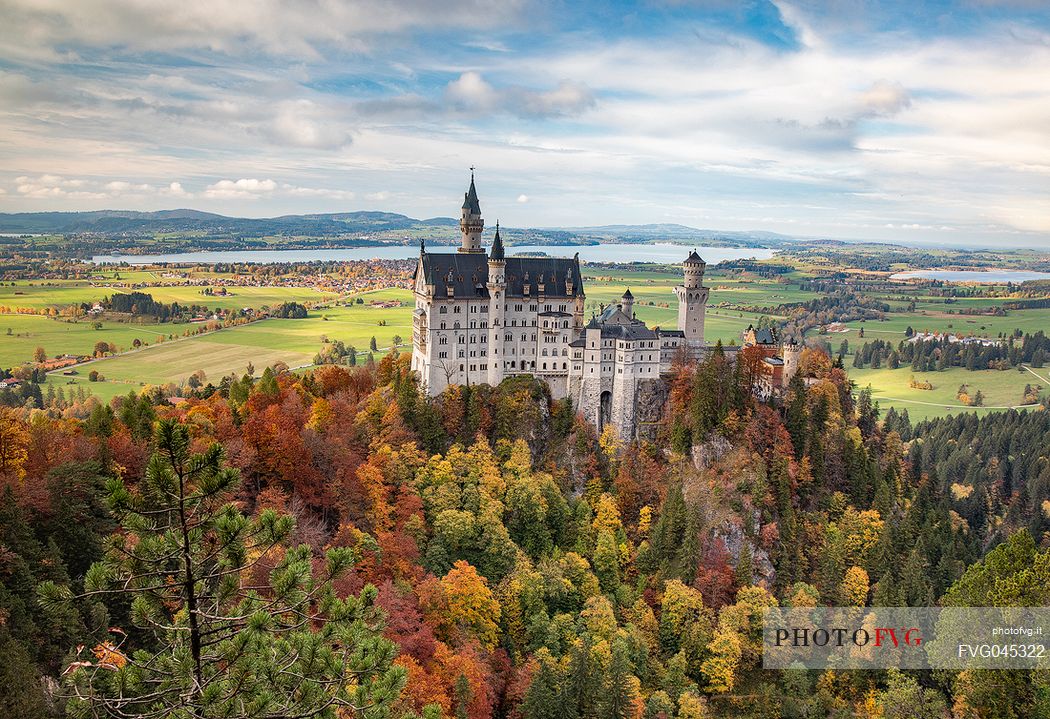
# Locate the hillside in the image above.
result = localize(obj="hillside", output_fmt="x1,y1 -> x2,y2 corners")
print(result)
0,209 -> 794,249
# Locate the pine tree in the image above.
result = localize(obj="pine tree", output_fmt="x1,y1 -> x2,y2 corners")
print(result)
600,638 -> 636,719
39,420 -> 405,719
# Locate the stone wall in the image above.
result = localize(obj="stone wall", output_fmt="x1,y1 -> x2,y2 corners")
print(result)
635,377 -> 669,441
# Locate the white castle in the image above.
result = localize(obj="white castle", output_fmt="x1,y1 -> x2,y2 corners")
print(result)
411,174 -> 791,438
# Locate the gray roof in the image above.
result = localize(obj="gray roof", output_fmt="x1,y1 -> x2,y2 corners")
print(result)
685,250 -> 706,265
747,325 -> 778,345
462,175 -> 481,214
600,323 -> 658,340
622,288 -> 633,299
415,251 -> 583,299
657,329 -> 685,337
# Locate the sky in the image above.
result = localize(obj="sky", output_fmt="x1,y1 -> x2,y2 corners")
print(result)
0,0 -> 1048,248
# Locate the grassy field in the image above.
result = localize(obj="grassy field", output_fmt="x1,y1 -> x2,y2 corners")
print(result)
52,289 -> 415,395
0,278 -> 338,312
845,308 -> 1050,345
849,365 -> 1048,422
0,315 -> 170,367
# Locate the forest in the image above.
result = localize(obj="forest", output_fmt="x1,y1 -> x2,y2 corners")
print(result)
2,345 -> 1050,718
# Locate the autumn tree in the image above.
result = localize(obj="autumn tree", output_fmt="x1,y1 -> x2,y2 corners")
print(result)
420,560 -> 501,650
39,419 -> 405,719
0,407 -> 29,481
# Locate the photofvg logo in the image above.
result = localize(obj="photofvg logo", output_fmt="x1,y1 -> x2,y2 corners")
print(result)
762,607 -> 1050,670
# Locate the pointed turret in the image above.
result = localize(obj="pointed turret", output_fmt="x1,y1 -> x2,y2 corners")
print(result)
458,169 -> 485,253
462,173 -> 481,214
489,221 -> 505,262
621,288 -> 634,318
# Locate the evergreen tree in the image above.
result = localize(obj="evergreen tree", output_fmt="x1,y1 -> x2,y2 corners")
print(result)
39,420 -> 405,719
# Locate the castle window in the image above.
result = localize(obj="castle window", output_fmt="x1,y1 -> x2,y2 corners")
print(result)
439,351 -> 448,359
440,322 -> 446,329
439,336 -> 448,345
454,305 -> 461,313
470,305 -> 477,313
439,306 -> 447,314
530,305 -> 537,311
454,322 -> 461,329
562,362 -> 567,370
543,363 -> 547,370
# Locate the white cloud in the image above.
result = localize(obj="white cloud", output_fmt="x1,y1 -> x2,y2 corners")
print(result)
443,72 -> 595,118
204,178 -> 278,199
517,194 -> 529,203
0,0 -> 530,60
860,80 -> 911,117
264,100 -> 352,150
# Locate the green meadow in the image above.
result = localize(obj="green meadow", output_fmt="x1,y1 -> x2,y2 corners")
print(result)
0,276 -> 337,312
52,289 -> 415,394
850,365 -> 1048,422
0,315 -> 170,367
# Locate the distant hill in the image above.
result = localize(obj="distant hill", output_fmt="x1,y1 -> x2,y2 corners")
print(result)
0,209 -> 459,236
0,209 -> 795,249
560,223 -> 794,244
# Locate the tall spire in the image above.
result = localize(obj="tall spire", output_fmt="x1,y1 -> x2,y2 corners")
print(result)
459,169 -> 485,253
462,168 -> 481,215
490,220 -> 505,261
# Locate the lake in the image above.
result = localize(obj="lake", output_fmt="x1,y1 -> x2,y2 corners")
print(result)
891,269 -> 1050,283
91,243 -> 777,266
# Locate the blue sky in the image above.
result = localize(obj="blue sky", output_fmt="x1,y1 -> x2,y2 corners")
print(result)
0,0 -> 1048,247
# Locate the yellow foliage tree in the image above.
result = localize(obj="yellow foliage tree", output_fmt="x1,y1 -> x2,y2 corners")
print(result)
841,566 -> 870,607
0,407 -> 29,481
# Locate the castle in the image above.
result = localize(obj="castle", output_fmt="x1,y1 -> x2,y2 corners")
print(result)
412,174 -> 798,438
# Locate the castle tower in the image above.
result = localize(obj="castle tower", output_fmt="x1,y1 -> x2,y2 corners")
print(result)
486,222 -> 507,386
620,288 -> 634,319
782,339 -> 802,388
674,250 -> 709,351
459,170 -> 485,253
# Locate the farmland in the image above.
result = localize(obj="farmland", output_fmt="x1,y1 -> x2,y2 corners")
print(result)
3,256 -> 1050,421
849,364 -> 1049,423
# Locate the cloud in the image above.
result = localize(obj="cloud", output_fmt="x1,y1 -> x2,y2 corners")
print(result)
15,175 -> 106,199
446,72 -> 500,110
0,0 -> 531,60
860,80 -> 912,117
202,179 -> 358,201
264,100 -> 353,150
203,178 -> 278,199
444,72 -> 595,118
517,194 -> 529,203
